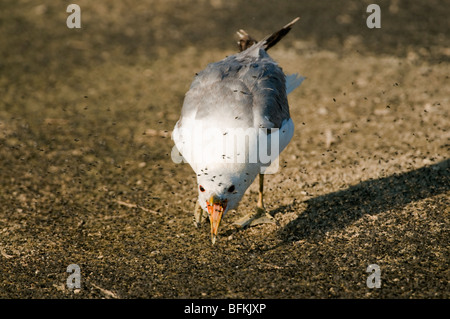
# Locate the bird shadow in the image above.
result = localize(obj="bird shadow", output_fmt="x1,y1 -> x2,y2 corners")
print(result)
275,159 -> 449,243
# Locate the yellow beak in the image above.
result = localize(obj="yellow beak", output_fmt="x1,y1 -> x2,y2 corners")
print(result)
207,195 -> 227,244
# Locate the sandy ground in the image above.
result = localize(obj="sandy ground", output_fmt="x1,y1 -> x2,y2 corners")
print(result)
0,1 -> 449,298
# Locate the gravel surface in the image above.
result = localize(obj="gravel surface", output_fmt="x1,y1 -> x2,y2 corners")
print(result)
0,0 -> 448,298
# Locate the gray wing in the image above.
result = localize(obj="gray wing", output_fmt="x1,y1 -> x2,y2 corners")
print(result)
179,47 -> 289,130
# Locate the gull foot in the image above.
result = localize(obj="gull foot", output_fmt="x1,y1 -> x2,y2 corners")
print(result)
233,207 -> 275,229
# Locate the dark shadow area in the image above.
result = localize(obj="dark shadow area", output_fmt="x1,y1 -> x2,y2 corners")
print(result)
278,159 -> 449,242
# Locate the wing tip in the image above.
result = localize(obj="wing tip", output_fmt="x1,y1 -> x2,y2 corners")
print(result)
286,73 -> 305,95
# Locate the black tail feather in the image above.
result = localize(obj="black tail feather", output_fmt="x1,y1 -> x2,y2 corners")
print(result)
237,17 -> 300,52
263,17 -> 300,51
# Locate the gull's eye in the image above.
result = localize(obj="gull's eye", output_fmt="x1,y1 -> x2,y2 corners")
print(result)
227,185 -> 235,193
199,185 -> 205,192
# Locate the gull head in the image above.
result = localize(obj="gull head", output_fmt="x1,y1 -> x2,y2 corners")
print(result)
196,163 -> 259,244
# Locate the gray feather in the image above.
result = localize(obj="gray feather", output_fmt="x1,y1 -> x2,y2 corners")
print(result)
180,47 -> 289,130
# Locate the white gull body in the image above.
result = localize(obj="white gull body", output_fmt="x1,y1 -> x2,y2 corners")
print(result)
172,21 -> 304,242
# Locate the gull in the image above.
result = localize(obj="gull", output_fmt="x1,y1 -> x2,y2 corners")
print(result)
172,17 -> 304,244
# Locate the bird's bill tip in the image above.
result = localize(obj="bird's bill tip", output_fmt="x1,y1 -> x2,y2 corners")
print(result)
211,234 -> 217,245
207,200 -> 226,244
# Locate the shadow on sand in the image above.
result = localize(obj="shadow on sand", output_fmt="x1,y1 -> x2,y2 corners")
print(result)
277,159 -> 449,242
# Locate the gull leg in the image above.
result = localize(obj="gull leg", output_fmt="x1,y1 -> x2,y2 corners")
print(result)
193,201 -> 208,228
233,174 -> 275,228
256,172 -> 265,212
252,173 -> 275,225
